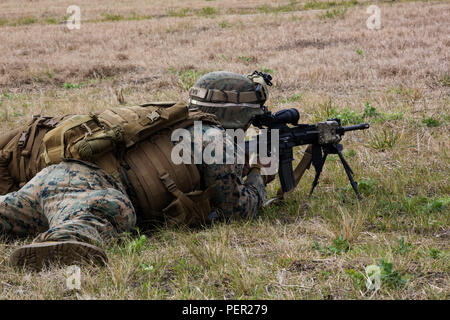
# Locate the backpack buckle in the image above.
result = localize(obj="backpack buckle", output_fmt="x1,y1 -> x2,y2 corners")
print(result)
18,131 -> 28,147
159,173 -> 177,193
147,111 -> 160,123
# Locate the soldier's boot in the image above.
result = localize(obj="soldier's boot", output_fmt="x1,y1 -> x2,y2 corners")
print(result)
10,241 -> 108,270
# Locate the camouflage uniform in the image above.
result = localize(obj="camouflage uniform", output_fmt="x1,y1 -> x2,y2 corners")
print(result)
0,159 -> 136,245
185,123 -> 266,220
0,123 -> 265,244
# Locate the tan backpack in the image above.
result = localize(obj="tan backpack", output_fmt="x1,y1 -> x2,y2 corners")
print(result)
38,101 -> 221,227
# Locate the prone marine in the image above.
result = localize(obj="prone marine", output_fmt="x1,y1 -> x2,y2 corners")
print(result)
0,71 -> 271,270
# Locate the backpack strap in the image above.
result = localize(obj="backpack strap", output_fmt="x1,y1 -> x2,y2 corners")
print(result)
18,117 -> 44,186
0,149 -> 13,194
148,142 -> 213,226
138,101 -> 178,108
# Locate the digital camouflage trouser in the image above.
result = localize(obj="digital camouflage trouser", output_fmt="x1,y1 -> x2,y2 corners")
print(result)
0,160 -> 136,245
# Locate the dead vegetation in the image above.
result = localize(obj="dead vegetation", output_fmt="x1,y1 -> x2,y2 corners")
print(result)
0,0 -> 448,300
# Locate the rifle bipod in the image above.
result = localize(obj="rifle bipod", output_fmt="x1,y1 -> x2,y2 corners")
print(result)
309,143 -> 361,200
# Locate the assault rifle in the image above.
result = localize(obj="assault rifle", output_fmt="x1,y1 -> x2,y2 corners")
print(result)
247,107 -> 370,200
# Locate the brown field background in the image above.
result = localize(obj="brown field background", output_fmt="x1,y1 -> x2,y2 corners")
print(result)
1,1 -> 448,100
0,0 -> 448,300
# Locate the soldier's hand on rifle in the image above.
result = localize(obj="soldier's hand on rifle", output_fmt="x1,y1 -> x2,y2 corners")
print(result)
243,152 -> 276,185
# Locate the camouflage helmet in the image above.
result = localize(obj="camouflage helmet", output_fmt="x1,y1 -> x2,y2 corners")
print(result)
188,71 -> 271,129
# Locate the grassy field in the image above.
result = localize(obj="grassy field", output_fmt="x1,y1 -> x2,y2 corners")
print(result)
0,0 -> 448,299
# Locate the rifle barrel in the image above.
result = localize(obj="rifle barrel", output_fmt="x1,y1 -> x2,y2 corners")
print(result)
340,123 -> 370,133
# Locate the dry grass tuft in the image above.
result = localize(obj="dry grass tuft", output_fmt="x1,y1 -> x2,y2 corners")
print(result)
0,0 -> 448,300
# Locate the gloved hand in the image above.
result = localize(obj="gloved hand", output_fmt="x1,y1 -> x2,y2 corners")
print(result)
248,163 -> 276,185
